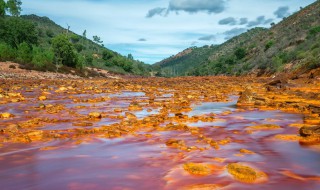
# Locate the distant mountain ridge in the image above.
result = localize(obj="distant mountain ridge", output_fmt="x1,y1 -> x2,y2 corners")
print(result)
154,1 -> 320,77
0,14 -> 151,76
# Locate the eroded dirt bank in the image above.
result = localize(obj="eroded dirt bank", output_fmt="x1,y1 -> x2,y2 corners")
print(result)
0,76 -> 319,190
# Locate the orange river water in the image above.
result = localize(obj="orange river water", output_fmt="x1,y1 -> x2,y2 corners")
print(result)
0,92 -> 319,190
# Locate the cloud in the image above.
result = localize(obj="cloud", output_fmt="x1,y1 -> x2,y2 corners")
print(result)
239,18 -> 248,25
223,28 -> 246,40
168,0 -> 226,14
138,38 -> 147,41
247,16 -> 272,27
264,18 -> 274,25
191,41 -> 198,46
218,17 -> 237,25
146,7 -> 167,18
198,35 -> 216,41
274,6 -> 290,18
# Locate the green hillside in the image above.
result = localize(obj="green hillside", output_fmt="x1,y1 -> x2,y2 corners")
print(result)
154,0 -> 320,77
0,1 -> 151,77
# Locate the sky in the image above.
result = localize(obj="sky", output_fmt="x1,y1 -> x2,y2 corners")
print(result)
21,0 -> 316,64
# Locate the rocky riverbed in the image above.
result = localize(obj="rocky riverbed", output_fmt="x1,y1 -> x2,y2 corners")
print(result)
0,76 -> 319,190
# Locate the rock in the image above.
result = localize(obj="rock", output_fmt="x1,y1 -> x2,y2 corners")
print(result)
299,126 -> 320,137
88,112 -> 102,118
181,184 -> 222,190
246,124 -> 281,131
240,149 -> 256,154
128,104 -> 143,111
4,124 -> 19,133
274,134 -> 300,141
227,163 -> 267,183
165,139 -> 186,149
114,108 -> 122,112
125,112 -> 137,120
266,78 -> 287,87
299,135 -> 320,145
38,96 -> 47,101
72,122 -> 93,127
237,88 -> 255,106
309,104 -> 320,115
183,163 -> 212,176
26,130 -> 44,141
0,112 -> 14,118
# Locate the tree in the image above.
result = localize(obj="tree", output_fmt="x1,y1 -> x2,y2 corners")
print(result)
93,35 -> 103,45
6,0 -> 22,17
0,17 -> 38,48
127,53 -> 134,60
82,30 -> 87,38
52,34 -> 78,68
234,48 -> 246,60
0,0 -> 5,17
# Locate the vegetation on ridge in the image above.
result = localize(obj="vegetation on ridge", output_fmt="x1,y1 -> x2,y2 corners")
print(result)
0,0 -> 151,76
154,1 -> 320,77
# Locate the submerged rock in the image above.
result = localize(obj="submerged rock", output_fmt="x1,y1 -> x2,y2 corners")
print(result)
246,124 -> 282,131
183,163 -> 212,176
181,184 -> 222,190
227,163 -> 267,183
0,112 -> 14,118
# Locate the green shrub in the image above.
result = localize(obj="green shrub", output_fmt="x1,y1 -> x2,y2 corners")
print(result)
17,42 -> 32,63
309,26 -> 320,36
102,50 -> 113,60
31,47 -> 54,68
265,40 -> 274,51
74,43 -> 84,52
76,55 -> 85,70
234,47 -> 247,60
0,42 -> 16,61
46,29 -> 54,37
85,55 -> 93,65
271,56 -> 284,72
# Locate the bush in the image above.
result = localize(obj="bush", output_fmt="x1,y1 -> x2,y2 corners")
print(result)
46,29 -> 54,37
76,55 -> 85,70
234,48 -> 247,60
309,26 -> 320,36
102,50 -> 113,60
265,40 -> 274,51
17,42 -> 32,63
85,55 -> 93,65
271,56 -> 284,72
0,42 -> 16,61
70,34 -> 81,43
74,43 -> 84,52
31,47 -> 54,68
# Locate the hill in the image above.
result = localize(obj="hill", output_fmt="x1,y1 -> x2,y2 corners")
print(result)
154,1 -> 320,77
0,14 -> 152,76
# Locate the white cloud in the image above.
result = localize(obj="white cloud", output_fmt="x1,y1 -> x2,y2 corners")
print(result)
21,0 -> 317,64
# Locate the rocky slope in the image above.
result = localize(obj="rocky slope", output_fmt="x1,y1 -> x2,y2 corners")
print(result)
154,1 -> 320,77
